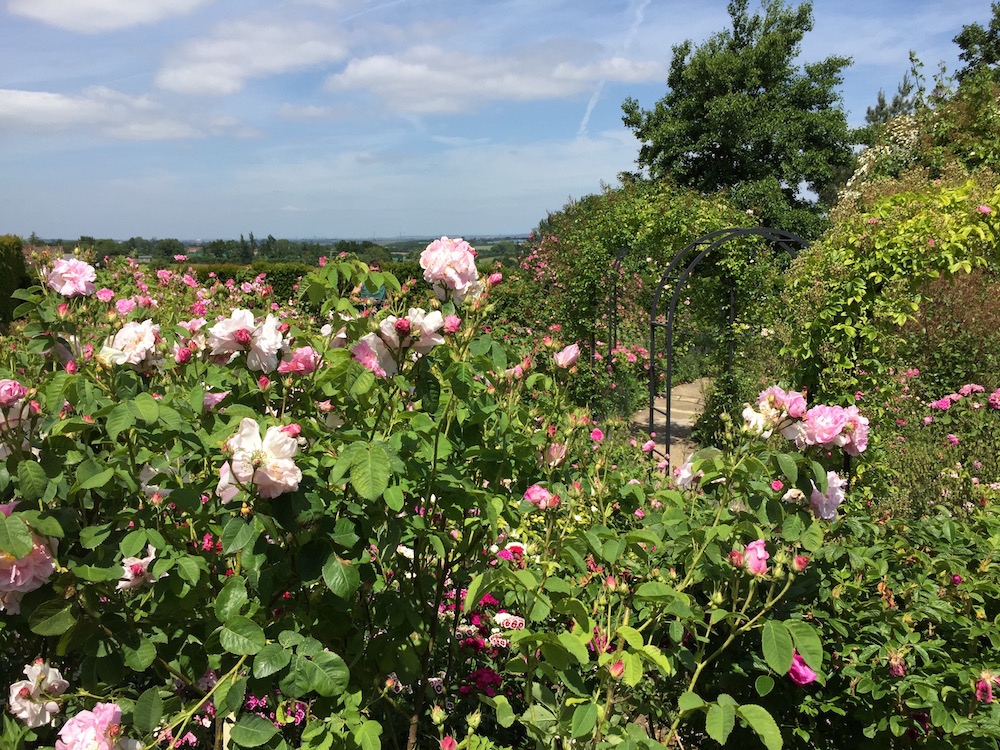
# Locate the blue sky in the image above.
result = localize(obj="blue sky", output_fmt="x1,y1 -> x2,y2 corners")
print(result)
0,0 -> 992,241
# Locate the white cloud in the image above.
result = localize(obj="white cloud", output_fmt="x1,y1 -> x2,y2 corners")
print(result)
7,0 -> 213,33
325,46 -> 664,114
276,103 -> 337,120
0,86 -> 202,140
156,20 -> 349,95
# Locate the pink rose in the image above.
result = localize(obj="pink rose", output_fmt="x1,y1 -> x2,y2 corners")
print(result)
420,237 -> 481,304
523,484 -> 559,510
95,288 -> 114,303
841,405 -> 869,456
8,661 -> 69,728
590,428 -> 604,443
117,545 -> 162,590
803,405 -> 848,446
47,258 -> 96,297
443,314 -> 462,334
488,272 -> 503,286
744,539 -> 769,576
0,535 -> 57,614
641,439 -> 655,453
56,702 -> 138,750
540,442 -> 567,467
202,390 -> 229,412
553,343 -> 580,368
729,549 -> 744,567
0,379 -> 27,408
277,346 -> 318,376
115,298 -> 136,315
788,650 -> 817,685
810,471 -> 847,520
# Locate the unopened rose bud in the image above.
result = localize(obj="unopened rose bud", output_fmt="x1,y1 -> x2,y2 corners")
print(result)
258,376 -> 270,390
431,705 -> 446,726
729,550 -> 743,568
233,328 -> 252,346
394,318 -> 411,336
793,555 -> 810,572
609,659 -> 624,679
466,710 -> 481,730
175,346 -> 192,364
57,302 -> 69,317
280,423 -> 301,437
65,360 -> 77,374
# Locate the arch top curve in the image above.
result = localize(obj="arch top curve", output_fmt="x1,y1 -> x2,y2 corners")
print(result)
647,226 -> 809,459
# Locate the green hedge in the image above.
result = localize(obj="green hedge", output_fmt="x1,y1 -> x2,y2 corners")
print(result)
0,234 -> 29,324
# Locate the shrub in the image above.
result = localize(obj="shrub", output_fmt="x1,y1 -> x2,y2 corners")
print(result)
0,235 -> 29,325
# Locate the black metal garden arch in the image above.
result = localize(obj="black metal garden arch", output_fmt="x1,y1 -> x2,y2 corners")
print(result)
647,227 -> 809,451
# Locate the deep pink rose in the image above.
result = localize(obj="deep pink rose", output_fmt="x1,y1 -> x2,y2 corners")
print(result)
523,484 -> 559,510
0,379 -> 27,408
788,650 -> 817,685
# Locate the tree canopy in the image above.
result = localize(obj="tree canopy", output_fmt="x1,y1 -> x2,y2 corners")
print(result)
954,2 -> 1000,81
622,0 -> 854,238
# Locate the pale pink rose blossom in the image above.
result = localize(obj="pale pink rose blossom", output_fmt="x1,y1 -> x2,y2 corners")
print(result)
0,532 -> 57,614
553,343 -> 580,368
203,390 -> 229,412
540,443 -> 567,467
8,661 -> 69,728
810,471 -> 847,520
207,310 -> 284,372
47,258 -> 97,297
744,539 -> 769,576
226,418 -> 302,499
842,405 -> 870,456
117,545 -> 163,590
56,702 -> 139,750
95,288 -> 114,303
100,320 -> 159,368
352,334 -> 391,378
803,405 -> 849,446
115,298 -> 136,315
443,315 -> 462,334
420,237 -> 481,304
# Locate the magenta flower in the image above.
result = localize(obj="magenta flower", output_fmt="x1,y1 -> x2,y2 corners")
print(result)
95,288 -> 114,302
590,428 -> 604,443
947,434 -> 960,446
976,671 -> 999,703
789,650 -> 817,685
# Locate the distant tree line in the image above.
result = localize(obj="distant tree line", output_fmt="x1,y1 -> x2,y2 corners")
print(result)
25,233 -> 527,268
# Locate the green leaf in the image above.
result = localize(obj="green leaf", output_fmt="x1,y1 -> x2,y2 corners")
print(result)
229,715 -> 279,748
383,485 -> 404,512
215,575 -> 248,622
738,704 -> 783,750
175,555 -> 202,585
133,688 -> 163,733
494,695 -> 515,728
353,720 -> 382,750
322,555 -> 360,599
755,675 -> 775,697
799,522 -> 824,552
119,529 -> 147,558
761,620 -> 794,674
0,514 -> 34,558
705,702 -> 736,745
677,692 -> 705,713
221,518 -> 257,554
810,461 -> 827,492
29,600 -> 76,636
220,616 -> 266,655
350,443 -> 391,501
106,404 -> 135,440
131,393 -> 160,424
224,678 -> 248,717
123,638 -> 157,671
634,582 -> 680,602
776,453 -> 797,485
281,652 -> 349,698
17,461 -> 47,502
556,631 -> 590,665
80,523 -> 114,549
785,620 -> 822,672
253,643 -> 292,679
571,703 -> 599,738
